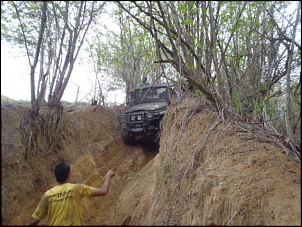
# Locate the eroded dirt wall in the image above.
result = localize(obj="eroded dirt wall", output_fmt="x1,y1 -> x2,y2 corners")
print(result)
2,103 -> 159,226
112,96 -> 301,226
1,99 -> 300,226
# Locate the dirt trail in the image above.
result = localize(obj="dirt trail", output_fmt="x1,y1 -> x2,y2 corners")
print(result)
1,103 -> 158,226
1,98 -> 300,226
5,137 -> 157,226
79,138 -> 158,225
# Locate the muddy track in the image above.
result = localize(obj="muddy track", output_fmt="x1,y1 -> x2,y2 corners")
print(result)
80,138 -> 158,225
9,138 -> 158,226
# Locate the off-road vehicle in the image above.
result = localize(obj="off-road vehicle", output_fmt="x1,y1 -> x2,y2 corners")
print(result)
118,83 -> 174,145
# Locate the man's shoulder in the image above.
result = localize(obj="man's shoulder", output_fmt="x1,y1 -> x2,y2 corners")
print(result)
46,183 -> 75,192
74,183 -> 95,190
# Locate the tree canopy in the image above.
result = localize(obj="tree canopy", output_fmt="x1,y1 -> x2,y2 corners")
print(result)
1,1 -> 300,146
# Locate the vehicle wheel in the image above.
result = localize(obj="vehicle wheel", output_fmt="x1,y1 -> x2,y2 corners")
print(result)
121,131 -> 135,145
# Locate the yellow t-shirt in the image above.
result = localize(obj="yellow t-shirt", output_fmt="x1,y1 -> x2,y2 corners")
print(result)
32,183 -> 96,226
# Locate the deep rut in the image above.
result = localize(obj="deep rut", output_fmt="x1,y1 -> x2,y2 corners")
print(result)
81,138 -> 158,225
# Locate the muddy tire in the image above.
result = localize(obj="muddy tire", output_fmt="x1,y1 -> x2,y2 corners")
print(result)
121,131 -> 135,145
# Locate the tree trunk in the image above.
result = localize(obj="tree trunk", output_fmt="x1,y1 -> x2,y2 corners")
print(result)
285,1 -> 300,141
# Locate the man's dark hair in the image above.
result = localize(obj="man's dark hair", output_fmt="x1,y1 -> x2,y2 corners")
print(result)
54,162 -> 70,183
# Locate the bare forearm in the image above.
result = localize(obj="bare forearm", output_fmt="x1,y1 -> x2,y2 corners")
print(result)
100,175 -> 111,194
93,169 -> 115,197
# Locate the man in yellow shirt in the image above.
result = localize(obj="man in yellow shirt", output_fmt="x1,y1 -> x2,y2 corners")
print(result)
29,162 -> 115,226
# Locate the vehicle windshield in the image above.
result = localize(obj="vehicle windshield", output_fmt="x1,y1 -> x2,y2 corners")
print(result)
131,86 -> 169,105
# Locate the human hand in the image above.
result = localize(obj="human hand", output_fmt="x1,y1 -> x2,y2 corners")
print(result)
106,168 -> 115,178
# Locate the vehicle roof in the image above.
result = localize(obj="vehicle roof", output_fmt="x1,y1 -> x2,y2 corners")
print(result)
134,82 -> 173,90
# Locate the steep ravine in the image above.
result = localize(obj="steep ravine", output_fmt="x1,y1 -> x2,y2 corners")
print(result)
111,96 -> 301,226
1,98 -> 301,226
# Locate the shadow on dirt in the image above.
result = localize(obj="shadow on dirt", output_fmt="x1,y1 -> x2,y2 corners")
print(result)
132,135 -> 160,154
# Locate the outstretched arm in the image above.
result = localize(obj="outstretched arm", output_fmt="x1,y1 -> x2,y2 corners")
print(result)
92,168 -> 115,197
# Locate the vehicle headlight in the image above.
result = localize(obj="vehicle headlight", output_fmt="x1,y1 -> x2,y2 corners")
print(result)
131,115 -> 136,121
146,113 -> 153,119
137,115 -> 142,121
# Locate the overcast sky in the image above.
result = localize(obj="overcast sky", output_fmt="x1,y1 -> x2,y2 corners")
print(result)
1,2 -> 299,105
1,40 -> 125,105
1,2 -> 124,105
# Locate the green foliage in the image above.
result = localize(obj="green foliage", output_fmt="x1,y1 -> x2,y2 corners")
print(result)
265,99 -> 278,119
196,89 -> 202,96
2,0 -> 299,143
179,2 -> 187,13
187,63 -> 195,70
2,1 -> 103,108
182,19 -> 194,25
232,89 -> 242,114
87,3 -> 160,93
253,96 -> 264,115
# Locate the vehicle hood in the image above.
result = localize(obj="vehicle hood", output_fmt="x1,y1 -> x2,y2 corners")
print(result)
126,101 -> 169,113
